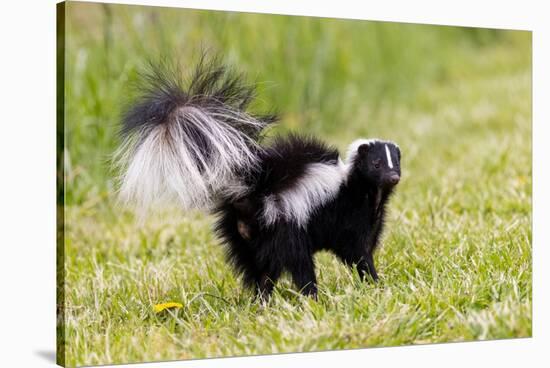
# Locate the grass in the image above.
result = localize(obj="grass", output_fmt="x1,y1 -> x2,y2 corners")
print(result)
59,2 -> 532,367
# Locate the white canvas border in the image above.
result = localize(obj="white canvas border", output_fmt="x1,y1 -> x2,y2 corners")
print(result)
0,0 -> 547,367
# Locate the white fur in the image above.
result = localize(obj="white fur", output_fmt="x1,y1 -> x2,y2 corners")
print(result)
260,138 -> 400,227
385,144 -> 394,169
262,162 -> 346,228
116,105 -> 262,215
220,177 -> 251,201
345,138 -> 400,163
263,194 -> 281,226
345,138 -> 381,164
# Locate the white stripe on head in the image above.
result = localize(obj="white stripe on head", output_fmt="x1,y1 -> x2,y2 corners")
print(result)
385,144 -> 394,169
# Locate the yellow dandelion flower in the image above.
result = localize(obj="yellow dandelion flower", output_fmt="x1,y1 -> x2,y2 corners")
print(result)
153,302 -> 183,313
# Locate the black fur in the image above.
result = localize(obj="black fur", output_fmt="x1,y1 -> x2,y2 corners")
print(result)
214,138 -> 401,298
120,56 -> 277,177
121,55 -> 277,138
256,134 -> 340,200
120,58 -> 402,299
310,141 -> 401,283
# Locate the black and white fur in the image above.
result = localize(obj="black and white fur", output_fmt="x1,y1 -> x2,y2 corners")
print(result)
117,59 -> 401,299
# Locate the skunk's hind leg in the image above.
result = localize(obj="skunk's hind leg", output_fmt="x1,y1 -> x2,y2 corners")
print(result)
288,252 -> 317,299
259,224 -> 318,299
286,229 -> 317,298
214,211 -> 280,298
255,266 -> 282,300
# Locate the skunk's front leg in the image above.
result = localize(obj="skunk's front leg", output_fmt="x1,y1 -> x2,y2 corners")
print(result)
359,252 -> 379,282
338,248 -> 379,282
354,259 -> 378,282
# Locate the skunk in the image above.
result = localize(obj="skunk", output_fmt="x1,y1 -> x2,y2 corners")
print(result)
117,58 -> 401,299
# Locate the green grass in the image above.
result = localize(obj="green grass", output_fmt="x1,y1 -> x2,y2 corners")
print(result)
59,2 -> 532,367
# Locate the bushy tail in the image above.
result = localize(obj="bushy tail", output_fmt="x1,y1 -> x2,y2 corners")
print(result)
115,57 -> 276,214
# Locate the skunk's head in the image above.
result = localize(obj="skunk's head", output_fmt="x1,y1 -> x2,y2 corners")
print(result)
346,139 -> 401,189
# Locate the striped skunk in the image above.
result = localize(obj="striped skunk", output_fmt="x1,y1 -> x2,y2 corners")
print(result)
117,58 -> 401,299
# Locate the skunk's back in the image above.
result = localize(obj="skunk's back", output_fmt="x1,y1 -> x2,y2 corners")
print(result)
254,134 -> 346,228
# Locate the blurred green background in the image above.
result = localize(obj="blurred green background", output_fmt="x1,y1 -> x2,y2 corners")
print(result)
63,2 -> 530,204
60,2 -> 531,366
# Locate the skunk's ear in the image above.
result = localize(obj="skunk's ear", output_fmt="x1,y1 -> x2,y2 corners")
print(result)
358,144 -> 370,157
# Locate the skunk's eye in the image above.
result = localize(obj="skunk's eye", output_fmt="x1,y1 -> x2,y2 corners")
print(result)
373,159 -> 381,169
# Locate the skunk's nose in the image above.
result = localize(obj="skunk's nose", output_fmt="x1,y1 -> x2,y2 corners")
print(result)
388,174 -> 400,185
